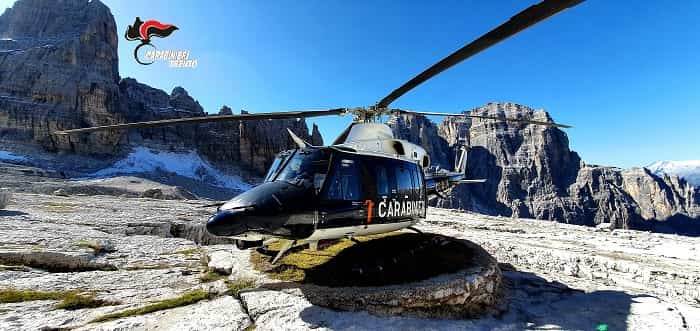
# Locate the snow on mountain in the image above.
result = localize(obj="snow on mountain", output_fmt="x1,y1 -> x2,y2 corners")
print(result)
646,160 -> 700,187
0,150 -> 27,162
91,147 -> 253,191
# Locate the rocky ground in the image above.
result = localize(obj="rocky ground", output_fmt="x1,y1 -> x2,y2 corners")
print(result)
0,168 -> 699,330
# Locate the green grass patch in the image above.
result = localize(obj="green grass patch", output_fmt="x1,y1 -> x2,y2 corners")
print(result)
159,248 -> 199,256
0,288 -> 64,303
43,201 -> 77,207
41,201 -> 77,213
0,265 -> 28,272
0,289 -> 120,310
93,264 -> 119,272
225,279 -> 256,298
199,270 -> 226,283
73,240 -> 104,254
54,292 -> 120,310
90,290 -> 211,323
122,263 -> 171,271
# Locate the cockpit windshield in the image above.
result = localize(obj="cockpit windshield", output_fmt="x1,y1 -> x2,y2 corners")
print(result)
264,151 -> 291,182
270,149 -> 331,189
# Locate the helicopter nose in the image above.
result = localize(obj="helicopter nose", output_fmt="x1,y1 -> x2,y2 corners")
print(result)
206,209 -> 247,236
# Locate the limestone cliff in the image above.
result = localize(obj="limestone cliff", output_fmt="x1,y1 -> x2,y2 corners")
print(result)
392,102 -> 700,234
0,0 -> 121,154
0,0 -> 319,176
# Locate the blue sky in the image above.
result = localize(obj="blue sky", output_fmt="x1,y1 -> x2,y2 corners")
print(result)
1,1 -> 698,168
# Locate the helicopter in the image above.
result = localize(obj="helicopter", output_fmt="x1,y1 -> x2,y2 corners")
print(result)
55,0 -> 582,263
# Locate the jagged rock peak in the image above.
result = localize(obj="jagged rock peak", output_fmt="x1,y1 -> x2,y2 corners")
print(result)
0,0 -> 111,37
311,123 -> 323,146
169,86 -> 203,114
171,86 -> 188,97
218,105 -> 233,115
0,0 -> 118,81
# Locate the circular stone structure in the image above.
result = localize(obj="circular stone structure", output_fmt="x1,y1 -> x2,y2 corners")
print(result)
254,233 -> 502,319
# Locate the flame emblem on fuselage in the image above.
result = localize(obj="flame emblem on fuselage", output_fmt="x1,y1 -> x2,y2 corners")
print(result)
125,17 -> 179,65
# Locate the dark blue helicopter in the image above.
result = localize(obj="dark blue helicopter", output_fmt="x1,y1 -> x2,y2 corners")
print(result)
56,0 -> 579,262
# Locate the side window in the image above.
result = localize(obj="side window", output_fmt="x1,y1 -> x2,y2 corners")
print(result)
375,164 -> 389,197
396,163 -> 413,198
409,164 -> 419,199
409,163 -> 419,198
386,159 -> 398,196
324,158 -> 362,200
358,158 -> 376,198
415,163 -> 425,199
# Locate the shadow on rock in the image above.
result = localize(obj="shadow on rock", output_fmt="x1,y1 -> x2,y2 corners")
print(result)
0,210 -> 28,216
633,214 -> 700,237
304,233 -> 473,287
295,268 -> 638,330
256,234 -> 501,320
498,269 -> 636,330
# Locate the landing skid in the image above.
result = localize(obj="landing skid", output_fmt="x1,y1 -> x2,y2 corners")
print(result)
406,226 -> 424,234
348,237 -> 361,244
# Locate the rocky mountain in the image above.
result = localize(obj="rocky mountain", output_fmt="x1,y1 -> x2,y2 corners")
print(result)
392,102 -> 700,235
1,0 -> 697,235
646,160 -> 700,188
0,0 -> 319,176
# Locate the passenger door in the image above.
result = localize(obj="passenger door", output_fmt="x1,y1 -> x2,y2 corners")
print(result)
317,155 -> 366,229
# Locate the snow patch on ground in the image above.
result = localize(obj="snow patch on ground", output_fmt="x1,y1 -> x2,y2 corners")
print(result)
646,160 -> 700,187
90,147 -> 252,191
0,150 -> 28,162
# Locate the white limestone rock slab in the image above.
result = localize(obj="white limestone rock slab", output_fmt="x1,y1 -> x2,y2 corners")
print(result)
75,296 -> 251,331
207,250 -> 234,275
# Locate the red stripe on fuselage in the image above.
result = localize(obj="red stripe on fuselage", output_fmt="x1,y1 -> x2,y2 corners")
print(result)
364,200 -> 374,224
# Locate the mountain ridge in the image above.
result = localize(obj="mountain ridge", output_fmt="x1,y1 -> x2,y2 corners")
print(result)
0,0 -> 698,235
390,102 -> 700,235
646,160 -> 700,187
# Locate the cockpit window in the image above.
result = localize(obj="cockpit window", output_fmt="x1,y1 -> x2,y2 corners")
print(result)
274,149 -> 330,188
264,152 -> 291,182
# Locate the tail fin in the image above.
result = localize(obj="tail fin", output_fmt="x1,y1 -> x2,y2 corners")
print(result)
287,128 -> 310,148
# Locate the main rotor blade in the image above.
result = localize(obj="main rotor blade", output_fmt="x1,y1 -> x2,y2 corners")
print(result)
376,0 -> 584,108
397,110 -> 572,128
53,108 -> 347,135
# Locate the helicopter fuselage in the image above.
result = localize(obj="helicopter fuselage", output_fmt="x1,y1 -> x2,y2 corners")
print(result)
205,145 -> 428,244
